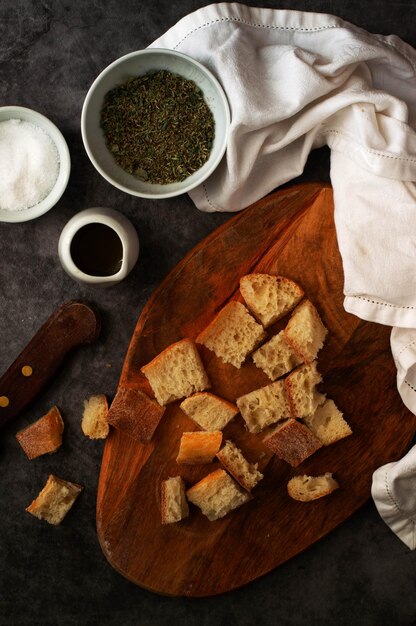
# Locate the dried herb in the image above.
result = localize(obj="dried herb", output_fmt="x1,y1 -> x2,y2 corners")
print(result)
100,70 -> 215,185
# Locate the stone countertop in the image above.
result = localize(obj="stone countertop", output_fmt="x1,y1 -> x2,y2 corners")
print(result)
1,2 -> 415,625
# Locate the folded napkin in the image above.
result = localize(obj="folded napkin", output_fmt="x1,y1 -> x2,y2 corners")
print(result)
150,3 -> 416,547
372,444 -> 416,549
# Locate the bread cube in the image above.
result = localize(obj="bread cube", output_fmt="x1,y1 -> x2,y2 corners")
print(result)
176,431 -> 222,465
285,361 -> 325,418
180,392 -> 238,431
287,473 -> 339,501
141,338 -> 210,405
284,300 -> 327,363
216,440 -> 263,491
196,301 -> 266,368
252,330 -> 302,380
263,418 -> 322,467
81,394 -> 109,440
16,405 -> 64,460
26,475 -> 83,525
302,399 -> 352,445
186,469 -> 252,521
240,274 -> 304,327
236,380 -> 291,433
161,476 -> 189,524
107,387 -> 165,443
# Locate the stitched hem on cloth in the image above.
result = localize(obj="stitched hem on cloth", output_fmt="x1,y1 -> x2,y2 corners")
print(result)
396,376 -> 416,415
372,465 -> 416,549
384,468 -> 416,527
164,4 -> 416,72
172,15 -> 342,50
384,468 -> 416,549
150,3 -> 416,211
344,295 -> 416,329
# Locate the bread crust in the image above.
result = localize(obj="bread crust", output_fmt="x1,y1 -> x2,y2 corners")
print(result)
141,338 -> 202,374
186,469 -> 225,497
107,386 -> 165,443
180,392 -> 238,431
263,418 -> 322,467
216,440 -> 263,491
16,405 -> 64,460
176,431 -> 222,464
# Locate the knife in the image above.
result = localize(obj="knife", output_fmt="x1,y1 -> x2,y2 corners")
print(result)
0,300 -> 100,429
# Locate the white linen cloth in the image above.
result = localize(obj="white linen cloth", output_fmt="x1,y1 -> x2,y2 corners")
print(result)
150,3 -> 416,548
372,444 -> 416,549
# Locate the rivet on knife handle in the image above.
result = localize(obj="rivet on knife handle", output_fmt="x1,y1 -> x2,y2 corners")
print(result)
0,300 -> 100,429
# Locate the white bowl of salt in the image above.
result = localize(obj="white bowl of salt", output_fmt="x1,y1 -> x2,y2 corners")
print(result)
0,106 -> 71,223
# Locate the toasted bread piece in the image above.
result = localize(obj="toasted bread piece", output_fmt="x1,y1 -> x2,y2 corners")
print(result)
26,474 -> 83,525
252,330 -> 303,380
236,380 -> 291,433
176,431 -> 222,465
287,473 -> 339,501
196,301 -> 266,368
180,392 -> 238,431
186,469 -> 252,521
302,399 -> 352,445
81,394 -> 109,440
284,300 -> 327,363
285,361 -> 325,418
161,476 -> 189,524
263,418 -> 322,467
141,338 -> 210,405
240,274 -> 304,327
107,387 -> 165,443
16,406 -> 64,460
216,440 -> 263,491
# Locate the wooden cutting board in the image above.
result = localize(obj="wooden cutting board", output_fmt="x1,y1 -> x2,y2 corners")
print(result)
97,183 -> 416,597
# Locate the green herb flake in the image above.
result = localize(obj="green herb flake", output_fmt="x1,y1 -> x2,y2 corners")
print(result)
100,70 -> 215,185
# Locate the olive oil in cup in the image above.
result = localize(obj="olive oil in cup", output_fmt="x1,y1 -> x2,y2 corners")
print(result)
58,207 -> 139,287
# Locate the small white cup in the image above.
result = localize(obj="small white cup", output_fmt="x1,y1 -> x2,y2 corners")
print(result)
58,207 -> 139,287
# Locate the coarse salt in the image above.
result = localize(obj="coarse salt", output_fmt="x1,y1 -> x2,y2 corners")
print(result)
0,118 -> 60,211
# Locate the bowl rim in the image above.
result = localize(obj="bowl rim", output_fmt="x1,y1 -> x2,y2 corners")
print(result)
81,48 -> 230,200
0,105 -> 71,223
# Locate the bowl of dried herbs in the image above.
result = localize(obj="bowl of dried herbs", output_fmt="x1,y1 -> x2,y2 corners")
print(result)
81,49 -> 230,199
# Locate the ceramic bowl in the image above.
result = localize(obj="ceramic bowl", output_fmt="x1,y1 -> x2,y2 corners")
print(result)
81,49 -> 230,199
0,106 -> 71,223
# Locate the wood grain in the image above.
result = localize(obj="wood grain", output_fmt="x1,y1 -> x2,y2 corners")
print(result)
97,184 -> 416,597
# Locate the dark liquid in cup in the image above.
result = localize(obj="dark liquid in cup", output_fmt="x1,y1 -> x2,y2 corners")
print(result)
70,223 -> 123,277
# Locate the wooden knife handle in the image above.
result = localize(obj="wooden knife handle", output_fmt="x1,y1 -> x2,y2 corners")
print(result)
0,300 -> 100,429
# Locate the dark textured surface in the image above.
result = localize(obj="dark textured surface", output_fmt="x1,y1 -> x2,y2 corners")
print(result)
0,2 -> 415,625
